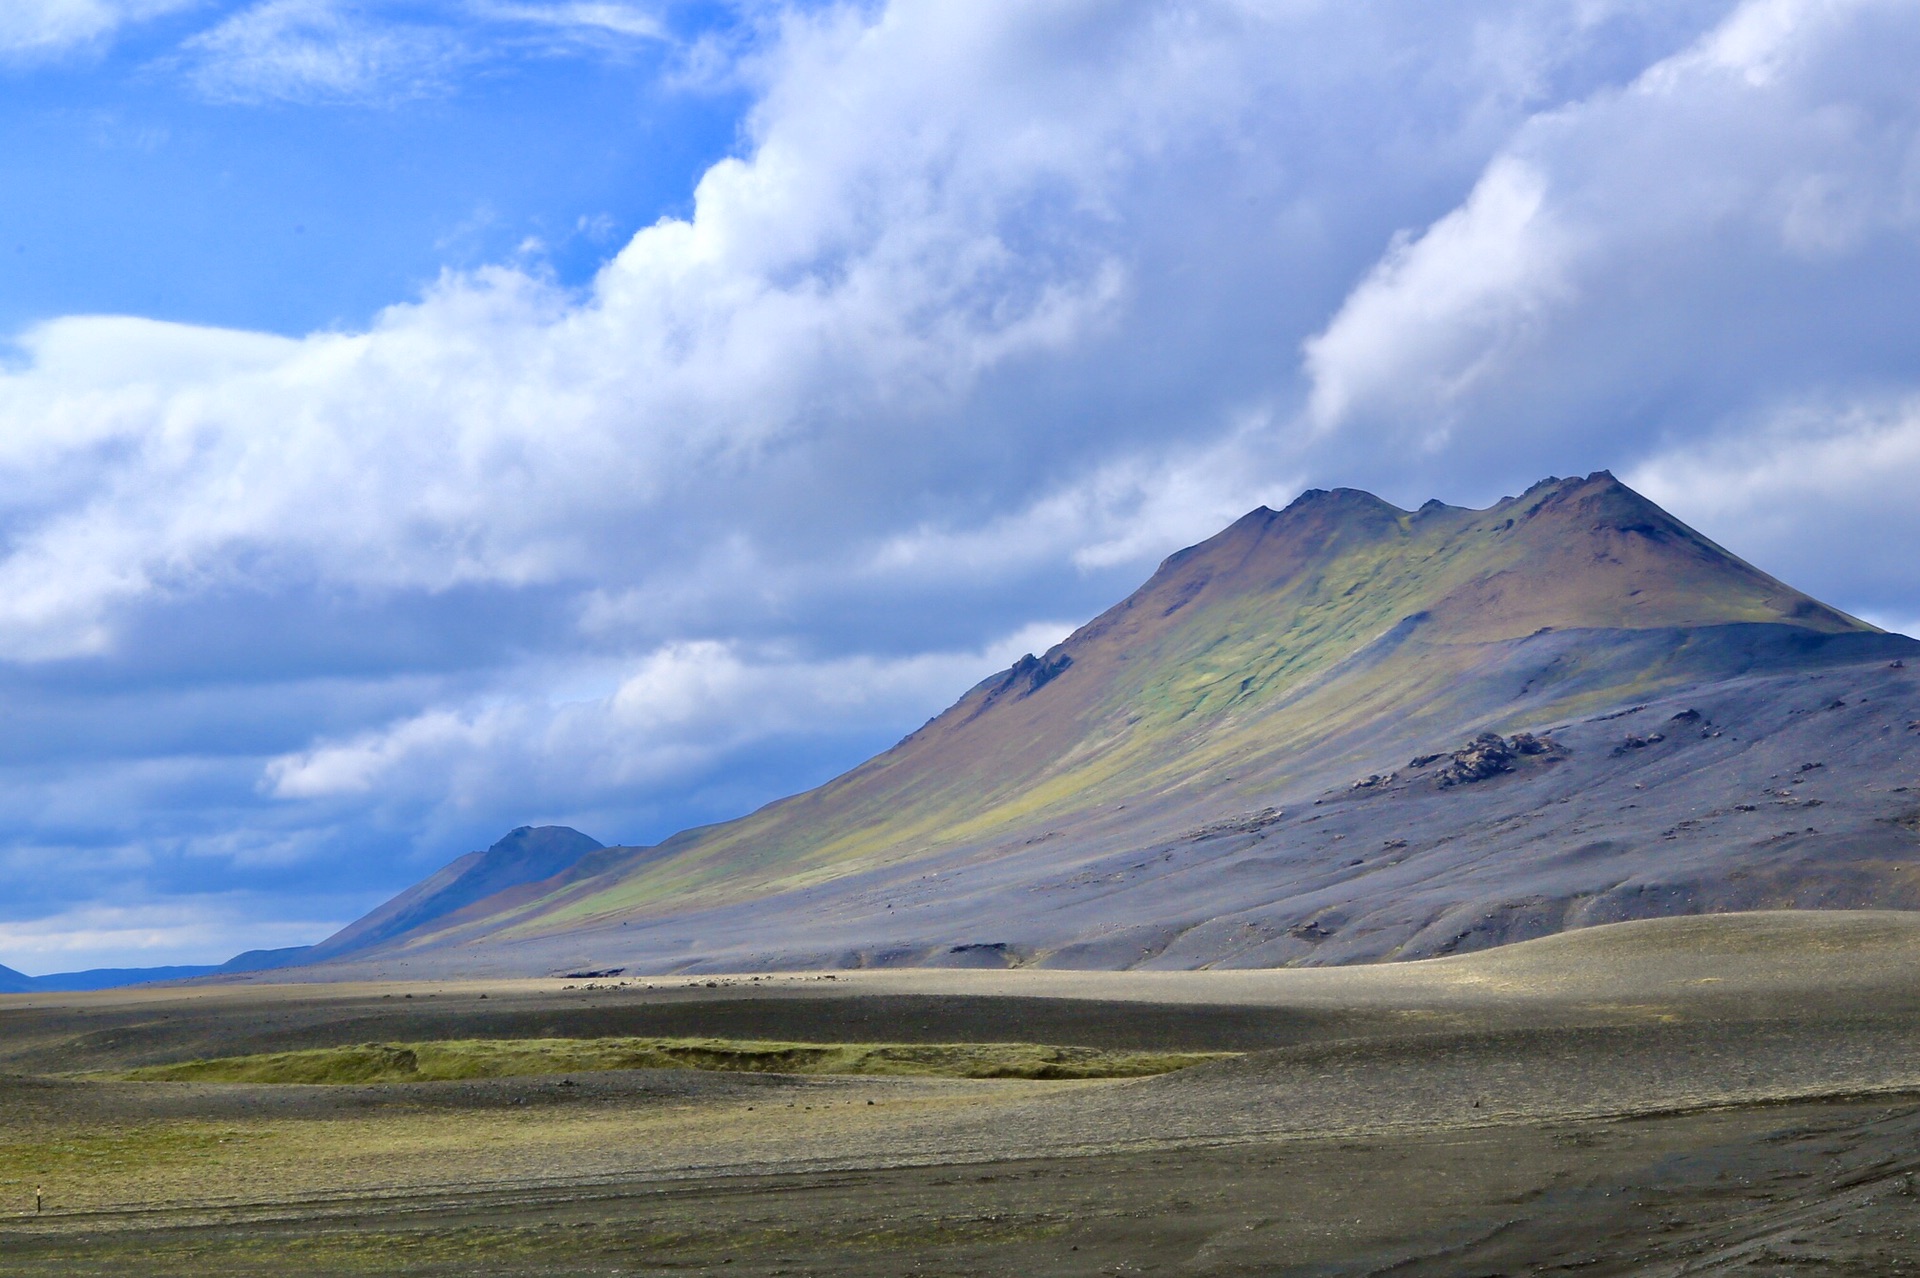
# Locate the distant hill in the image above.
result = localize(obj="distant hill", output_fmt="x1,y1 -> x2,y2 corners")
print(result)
215,473 -> 1920,977
0,828 -> 607,992
24,965 -> 224,992
295,824 -> 606,965
0,961 -> 224,994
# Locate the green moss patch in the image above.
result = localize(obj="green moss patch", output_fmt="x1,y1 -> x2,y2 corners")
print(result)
119,1037 -> 1232,1085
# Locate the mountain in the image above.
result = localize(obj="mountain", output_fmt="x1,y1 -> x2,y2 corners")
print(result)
0,961 -> 222,994
292,825 -> 608,966
0,957 -> 318,995
257,473 -> 1920,976
0,827 -> 609,993
23,965 -> 223,992
217,946 -> 320,975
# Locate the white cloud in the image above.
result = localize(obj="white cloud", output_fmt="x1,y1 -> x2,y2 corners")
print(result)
1303,156 -> 1576,444
1,1 -> 1722,661
0,0 -> 194,58
0,899 -> 342,970
472,1 -> 665,43
1627,394 -> 1920,616
181,0 -> 464,104
263,622 -> 1072,811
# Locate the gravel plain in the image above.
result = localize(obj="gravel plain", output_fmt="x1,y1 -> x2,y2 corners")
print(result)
8,911 -> 1920,1274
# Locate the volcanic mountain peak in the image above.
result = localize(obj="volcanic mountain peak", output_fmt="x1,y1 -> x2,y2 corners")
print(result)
909,472 -> 1858,774
1102,471 -> 1856,657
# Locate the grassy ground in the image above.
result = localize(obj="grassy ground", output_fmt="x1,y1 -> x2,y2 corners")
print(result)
115,1037 -> 1231,1085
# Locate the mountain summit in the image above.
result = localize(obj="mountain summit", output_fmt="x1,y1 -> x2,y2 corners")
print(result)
288,473 -> 1920,976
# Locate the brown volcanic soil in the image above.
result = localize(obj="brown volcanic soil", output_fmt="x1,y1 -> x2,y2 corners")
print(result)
7,913 -> 1920,1273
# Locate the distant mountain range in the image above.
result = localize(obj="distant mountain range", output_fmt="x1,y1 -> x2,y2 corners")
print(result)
0,957 -> 289,994
18,472 -> 1920,988
0,828 -> 607,993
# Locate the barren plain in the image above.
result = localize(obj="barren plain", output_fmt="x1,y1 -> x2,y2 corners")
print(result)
6,910 -> 1920,1273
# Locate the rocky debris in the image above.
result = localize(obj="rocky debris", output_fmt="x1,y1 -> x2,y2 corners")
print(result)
562,968 -> 625,979
1434,732 -> 1559,789
1351,773 -> 1396,791
1407,753 -> 1444,769
1187,807 -> 1284,841
1667,709 -> 1722,739
1611,733 -> 1666,756
1382,838 -> 1409,850
1798,762 -> 1825,773
1892,659 -> 1907,669
1827,699 -> 1849,710
1288,920 -> 1336,942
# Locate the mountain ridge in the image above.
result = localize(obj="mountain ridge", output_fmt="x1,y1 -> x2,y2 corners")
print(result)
216,472 -> 1920,976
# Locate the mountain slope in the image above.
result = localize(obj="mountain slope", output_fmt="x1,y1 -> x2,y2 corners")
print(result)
293,473 -> 1920,975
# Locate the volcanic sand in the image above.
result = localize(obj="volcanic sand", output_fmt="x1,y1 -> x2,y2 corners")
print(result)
7,910 -> 1920,1273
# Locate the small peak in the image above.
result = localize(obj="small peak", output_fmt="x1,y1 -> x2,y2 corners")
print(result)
1529,471 -> 1625,501
486,825 -> 605,857
1414,497 -> 1465,521
1493,471 -> 1647,525
1276,486 -> 1407,519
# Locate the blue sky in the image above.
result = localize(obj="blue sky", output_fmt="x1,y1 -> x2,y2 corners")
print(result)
0,1 -> 747,335
3,0 -> 1919,972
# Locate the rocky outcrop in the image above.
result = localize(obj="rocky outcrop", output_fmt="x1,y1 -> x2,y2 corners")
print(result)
1431,732 -> 1560,788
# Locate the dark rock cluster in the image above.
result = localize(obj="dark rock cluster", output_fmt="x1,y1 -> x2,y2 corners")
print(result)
1431,732 -> 1559,789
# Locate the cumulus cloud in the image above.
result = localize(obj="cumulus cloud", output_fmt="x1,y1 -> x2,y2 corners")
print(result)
3,0 -> 1731,659
1303,157 -> 1576,445
263,622 -> 1072,816
1299,0 -> 1920,511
